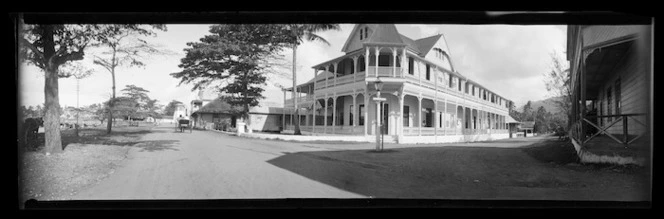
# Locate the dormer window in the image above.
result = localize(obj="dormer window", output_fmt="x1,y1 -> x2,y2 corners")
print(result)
359,27 -> 369,40
433,48 -> 446,61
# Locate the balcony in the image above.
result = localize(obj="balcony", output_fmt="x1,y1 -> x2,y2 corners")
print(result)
314,71 -> 367,91
284,96 -> 313,107
367,66 -> 402,78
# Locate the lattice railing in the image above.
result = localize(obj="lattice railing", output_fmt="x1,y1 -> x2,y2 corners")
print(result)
582,113 -> 647,147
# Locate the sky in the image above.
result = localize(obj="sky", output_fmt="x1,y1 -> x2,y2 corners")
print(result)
18,24 -> 567,110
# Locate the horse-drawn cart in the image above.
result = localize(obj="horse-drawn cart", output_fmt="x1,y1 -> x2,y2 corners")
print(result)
176,119 -> 192,133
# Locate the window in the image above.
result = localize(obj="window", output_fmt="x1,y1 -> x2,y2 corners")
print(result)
408,57 -> 414,75
349,105 -> 354,126
403,105 -> 410,127
458,80 -> 462,92
472,86 -> 475,96
615,78 -> 621,115
607,87 -> 612,122
449,76 -> 454,88
364,27 -> 369,38
360,29 -> 363,40
426,64 -> 430,80
439,112 -> 443,128
359,104 -> 365,126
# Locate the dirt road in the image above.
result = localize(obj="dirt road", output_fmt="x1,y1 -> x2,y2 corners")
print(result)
72,125 -> 363,199
72,126 -> 650,201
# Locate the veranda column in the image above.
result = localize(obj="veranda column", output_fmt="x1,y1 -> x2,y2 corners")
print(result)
352,93 -> 357,128
374,47 -> 380,77
312,98 -> 316,134
364,91 -> 369,136
398,94 -> 404,137
443,97 -> 447,136
332,95 -> 337,134
434,68 -> 438,137
325,65 -> 330,89
365,47 -> 370,79
418,96 -> 422,136
434,100 -> 438,137
401,49 -> 406,77
324,97 -> 328,134
392,47 -> 397,77
353,57 -> 358,82
333,62 -> 338,87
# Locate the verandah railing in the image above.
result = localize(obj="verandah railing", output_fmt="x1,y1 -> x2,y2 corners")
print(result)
581,113 -> 647,147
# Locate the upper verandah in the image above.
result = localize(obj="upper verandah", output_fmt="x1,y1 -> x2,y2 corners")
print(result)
303,24 -> 509,102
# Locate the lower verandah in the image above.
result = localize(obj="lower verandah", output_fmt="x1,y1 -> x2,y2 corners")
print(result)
283,89 -> 509,137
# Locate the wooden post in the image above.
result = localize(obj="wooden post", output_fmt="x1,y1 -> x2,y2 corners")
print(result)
623,115 -> 628,145
580,54 -> 586,143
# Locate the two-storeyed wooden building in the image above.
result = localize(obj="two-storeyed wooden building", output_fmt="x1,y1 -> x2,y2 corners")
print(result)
283,24 -> 515,144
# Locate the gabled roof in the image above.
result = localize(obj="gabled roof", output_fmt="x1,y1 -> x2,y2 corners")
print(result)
365,24 -> 404,45
399,34 -> 421,54
520,121 -> 535,129
192,97 -> 242,115
415,34 -> 443,57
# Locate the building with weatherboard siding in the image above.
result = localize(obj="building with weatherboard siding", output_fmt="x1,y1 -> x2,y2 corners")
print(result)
283,24 -> 514,144
566,25 -> 651,164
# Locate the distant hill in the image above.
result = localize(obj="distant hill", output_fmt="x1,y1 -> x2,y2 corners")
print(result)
517,96 -> 564,115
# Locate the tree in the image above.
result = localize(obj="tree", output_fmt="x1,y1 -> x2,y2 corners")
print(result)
121,84 -> 153,119
543,50 -> 572,130
171,24 -> 293,130
86,103 -> 107,124
535,106 -> 548,133
60,62 -> 94,136
285,24 -> 341,135
521,101 -> 534,121
18,20 -> 119,154
92,24 -> 168,134
163,100 -> 183,117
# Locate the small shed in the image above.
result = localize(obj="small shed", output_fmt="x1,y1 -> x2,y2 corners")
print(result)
518,121 -> 535,137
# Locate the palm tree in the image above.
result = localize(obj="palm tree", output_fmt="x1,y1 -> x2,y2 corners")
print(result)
288,24 -> 340,135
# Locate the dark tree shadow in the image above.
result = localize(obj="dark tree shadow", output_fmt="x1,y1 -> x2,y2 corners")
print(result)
131,140 -> 180,152
266,143 -> 650,200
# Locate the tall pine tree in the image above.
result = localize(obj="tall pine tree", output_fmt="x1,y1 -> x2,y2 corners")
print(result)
171,25 -> 293,130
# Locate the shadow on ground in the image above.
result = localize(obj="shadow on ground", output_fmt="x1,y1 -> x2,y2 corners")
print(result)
266,138 -> 649,200
27,127 -> 180,152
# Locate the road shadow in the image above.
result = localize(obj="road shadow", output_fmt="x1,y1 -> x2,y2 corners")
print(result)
266,143 -> 650,199
131,140 -> 180,152
25,127 -> 180,153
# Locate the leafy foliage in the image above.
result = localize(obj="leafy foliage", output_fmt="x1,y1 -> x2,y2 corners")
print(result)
163,100 -> 184,116
543,50 -> 572,129
171,24 -> 294,119
18,22 -> 167,153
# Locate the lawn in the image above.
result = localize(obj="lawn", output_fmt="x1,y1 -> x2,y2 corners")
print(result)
17,125 -> 154,207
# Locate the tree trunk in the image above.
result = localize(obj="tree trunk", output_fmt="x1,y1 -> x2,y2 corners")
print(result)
293,44 -> 301,135
106,70 -> 115,134
243,73 -> 251,133
41,25 -> 63,154
44,65 -> 63,154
